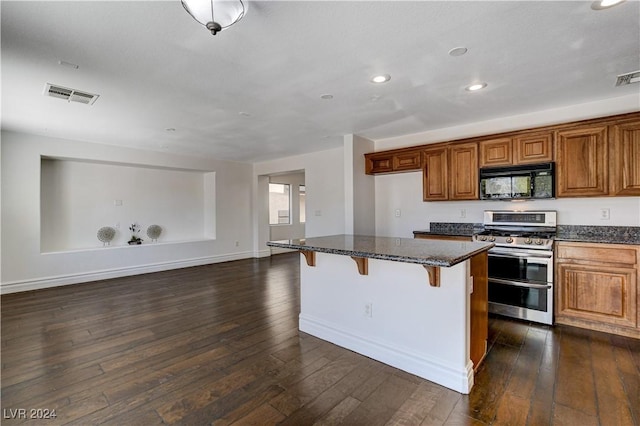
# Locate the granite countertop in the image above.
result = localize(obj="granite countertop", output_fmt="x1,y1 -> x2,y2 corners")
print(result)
556,225 -> 640,245
413,222 -> 483,238
413,222 -> 640,246
266,234 -> 494,267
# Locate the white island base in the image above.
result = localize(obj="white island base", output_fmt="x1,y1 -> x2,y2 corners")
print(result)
299,252 -> 474,394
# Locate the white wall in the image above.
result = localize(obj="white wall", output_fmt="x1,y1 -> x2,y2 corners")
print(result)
344,134 -> 375,235
1,131 -> 254,293
40,158 -> 212,251
373,96 -> 640,237
253,147 -> 345,256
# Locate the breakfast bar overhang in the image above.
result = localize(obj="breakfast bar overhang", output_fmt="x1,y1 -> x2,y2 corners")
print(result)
267,234 -> 494,394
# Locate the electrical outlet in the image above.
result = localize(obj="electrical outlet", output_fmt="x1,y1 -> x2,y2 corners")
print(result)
364,302 -> 373,318
114,199 -> 123,206
235,241 -> 239,247
460,209 -> 466,218
600,208 -> 610,220
394,209 -> 401,217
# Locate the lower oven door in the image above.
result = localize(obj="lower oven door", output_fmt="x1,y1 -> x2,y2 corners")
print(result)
487,249 -> 553,325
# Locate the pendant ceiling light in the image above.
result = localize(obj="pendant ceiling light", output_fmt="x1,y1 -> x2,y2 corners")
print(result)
182,0 -> 247,35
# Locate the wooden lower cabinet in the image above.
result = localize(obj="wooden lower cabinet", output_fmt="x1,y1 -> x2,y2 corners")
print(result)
555,241 -> 639,338
415,234 -> 488,368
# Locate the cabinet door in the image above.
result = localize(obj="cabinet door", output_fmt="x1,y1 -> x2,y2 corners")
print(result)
556,262 -> 637,329
393,150 -> 422,172
449,143 -> 479,200
422,147 -> 449,201
610,120 -> 640,196
555,126 -> 608,197
479,138 -> 512,167
365,155 -> 393,174
513,132 -> 553,164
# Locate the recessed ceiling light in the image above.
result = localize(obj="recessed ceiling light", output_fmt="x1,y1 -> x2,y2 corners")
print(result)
165,128 -> 176,132
370,74 -> 391,84
320,94 -> 334,100
591,0 -> 625,10
239,111 -> 252,117
448,47 -> 468,57
465,83 -> 487,92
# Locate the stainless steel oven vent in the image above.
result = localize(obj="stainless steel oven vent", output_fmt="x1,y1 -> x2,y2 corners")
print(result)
615,70 -> 640,87
43,83 -> 99,105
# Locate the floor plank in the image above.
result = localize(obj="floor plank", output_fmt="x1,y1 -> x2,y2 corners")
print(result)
2,253 -> 639,425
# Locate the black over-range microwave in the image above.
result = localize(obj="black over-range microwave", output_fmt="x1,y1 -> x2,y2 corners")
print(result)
479,162 -> 555,200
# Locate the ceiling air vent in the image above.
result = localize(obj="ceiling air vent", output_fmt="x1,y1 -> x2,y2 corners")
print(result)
43,83 -> 99,105
615,70 -> 640,87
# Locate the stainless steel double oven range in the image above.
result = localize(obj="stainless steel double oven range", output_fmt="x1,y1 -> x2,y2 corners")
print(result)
474,210 -> 557,325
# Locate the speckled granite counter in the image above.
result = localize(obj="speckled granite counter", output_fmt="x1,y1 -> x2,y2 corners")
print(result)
413,223 -> 640,245
413,222 -> 483,238
556,225 -> 640,245
267,234 -> 493,267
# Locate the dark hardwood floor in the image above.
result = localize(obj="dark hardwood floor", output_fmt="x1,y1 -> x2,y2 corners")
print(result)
1,253 -> 639,425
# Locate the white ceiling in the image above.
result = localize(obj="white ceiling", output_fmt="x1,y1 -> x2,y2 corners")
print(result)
2,1 -> 639,163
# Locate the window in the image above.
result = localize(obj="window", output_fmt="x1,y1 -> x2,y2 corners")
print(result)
299,185 -> 306,223
269,183 -> 291,225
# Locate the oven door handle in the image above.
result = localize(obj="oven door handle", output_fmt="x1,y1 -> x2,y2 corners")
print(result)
490,277 -> 551,289
489,251 -> 552,260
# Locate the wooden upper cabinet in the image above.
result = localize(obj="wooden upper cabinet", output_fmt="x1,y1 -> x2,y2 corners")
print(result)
422,147 -> 449,201
513,132 -> 553,164
365,149 -> 421,175
479,138 -> 512,167
423,143 -> 478,201
555,125 -> 609,197
449,143 -> 479,200
392,150 -> 422,172
480,132 -> 553,168
610,120 -> 640,196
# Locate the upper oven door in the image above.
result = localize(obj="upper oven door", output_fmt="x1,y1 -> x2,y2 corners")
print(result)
488,248 -> 553,285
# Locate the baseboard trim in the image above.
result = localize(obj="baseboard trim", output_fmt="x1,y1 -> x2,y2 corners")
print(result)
254,249 -> 272,258
299,314 -> 474,394
0,251 -> 254,294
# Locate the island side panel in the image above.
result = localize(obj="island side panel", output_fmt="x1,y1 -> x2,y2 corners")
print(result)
298,251 -> 473,394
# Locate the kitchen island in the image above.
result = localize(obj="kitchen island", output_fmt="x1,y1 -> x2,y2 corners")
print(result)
267,234 -> 493,393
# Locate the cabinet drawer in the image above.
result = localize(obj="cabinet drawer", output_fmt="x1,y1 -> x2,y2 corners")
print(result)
556,242 -> 638,266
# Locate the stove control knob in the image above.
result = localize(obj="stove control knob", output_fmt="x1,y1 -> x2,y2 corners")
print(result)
488,236 -> 496,242
535,239 -> 544,245
479,236 -> 487,241
505,237 -> 514,243
524,238 -> 533,244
